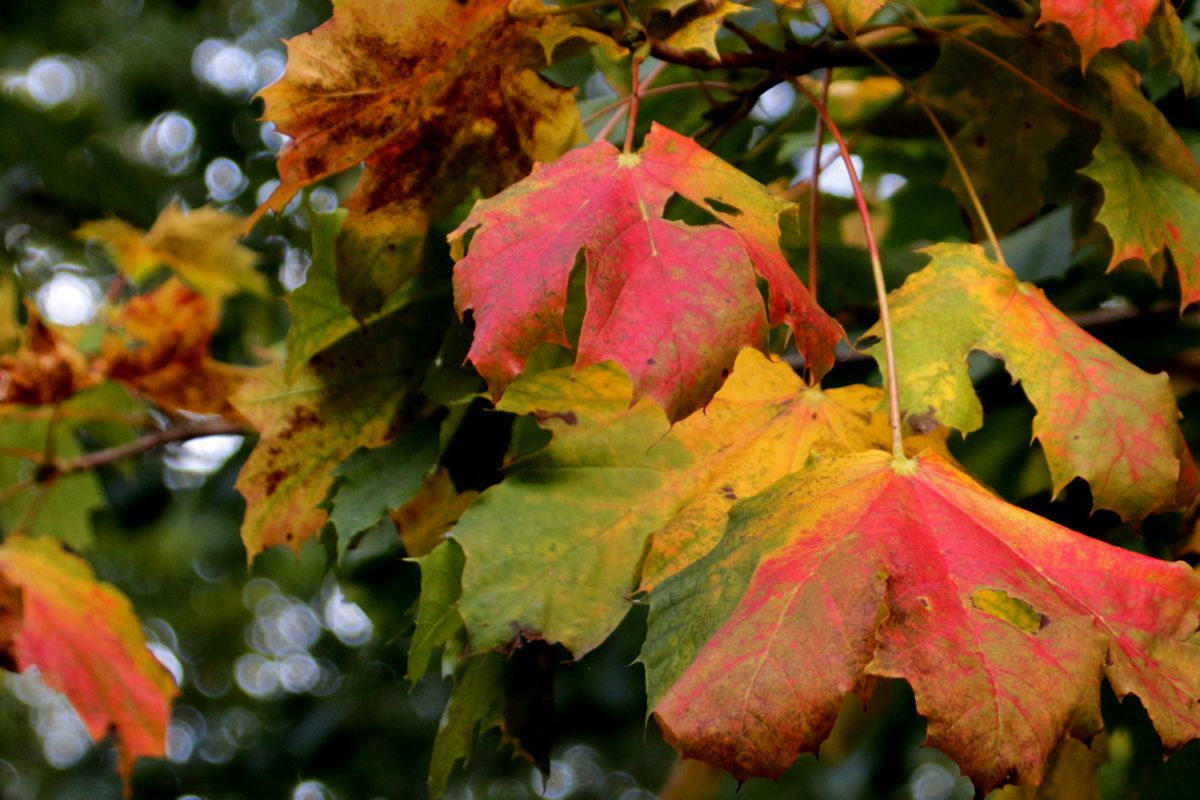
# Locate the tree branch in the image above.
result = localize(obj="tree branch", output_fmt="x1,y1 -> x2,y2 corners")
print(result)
648,38 -> 936,74
53,417 -> 252,476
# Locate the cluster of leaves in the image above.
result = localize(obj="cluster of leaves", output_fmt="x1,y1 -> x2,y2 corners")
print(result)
3,0 -> 1200,797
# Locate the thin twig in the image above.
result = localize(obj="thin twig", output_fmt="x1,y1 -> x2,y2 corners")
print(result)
855,45 -> 1008,265
55,417 -> 251,475
0,478 -> 34,507
724,19 -> 771,52
874,22 -> 1095,121
0,446 -> 44,460
791,77 -> 906,461
581,81 -> 739,126
594,61 -> 669,143
648,37 -> 934,73
509,0 -> 612,18
808,69 -> 833,300
593,106 -> 628,146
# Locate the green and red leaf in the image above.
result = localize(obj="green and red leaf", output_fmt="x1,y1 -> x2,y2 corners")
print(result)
643,451 -> 1200,790
451,349 -> 947,657
869,243 -> 1189,518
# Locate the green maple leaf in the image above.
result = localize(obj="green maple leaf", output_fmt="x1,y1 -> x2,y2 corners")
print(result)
867,243 -> 1191,519
235,298 -> 445,558
450,349 -> 949,657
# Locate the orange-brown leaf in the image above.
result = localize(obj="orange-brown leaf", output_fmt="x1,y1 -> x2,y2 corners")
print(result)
390,468 -> 479,557
98,279 -> 249,418
0,306 -> 95,406
253,0 -> 583,227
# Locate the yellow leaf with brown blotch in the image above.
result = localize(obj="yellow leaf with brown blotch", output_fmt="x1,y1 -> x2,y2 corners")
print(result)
77,202 -> 265,298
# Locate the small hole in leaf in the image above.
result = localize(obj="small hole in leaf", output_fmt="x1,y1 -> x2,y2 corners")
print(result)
662,194 -> 719,226
704,197 -> 743,217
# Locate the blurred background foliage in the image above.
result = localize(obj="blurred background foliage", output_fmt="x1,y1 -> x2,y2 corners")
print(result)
2,0 -> 1200,798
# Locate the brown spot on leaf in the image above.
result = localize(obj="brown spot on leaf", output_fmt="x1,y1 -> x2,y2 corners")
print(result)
533,410 -> 578,425
906,411 -> 939,434
265,469 -> 287,496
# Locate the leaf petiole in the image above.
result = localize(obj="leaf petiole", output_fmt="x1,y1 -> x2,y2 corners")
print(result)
791,78 -> 907,463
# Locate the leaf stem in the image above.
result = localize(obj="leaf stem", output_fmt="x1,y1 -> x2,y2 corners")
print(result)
876,22 -> 1095,121
808,69 -> 833,300
624,55 -> 643,154
508,0 -> 613,18
790,78 -> 906,461
581,81 -> 739,127
854,45 -> 1008,265
595,61 -> 666,143
648,37 -> 935,73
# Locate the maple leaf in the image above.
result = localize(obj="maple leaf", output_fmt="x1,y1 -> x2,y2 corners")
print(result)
868,243 -> 1188,519
1148,1 -> 1200,96
0,306 -> 94,406
991,738 -> 1105,800
76,202 -> 265,298
921,23 -> 1092,238
1065,54 -> 1200,306
922,22 -> 1200,305
328,418 -> 439,553
0,535 -> 176,788
97,278 -> 249,418
773,0 -> 886,37
284,210 -> 400,377
452,348 -> 947,656
1083,129 -> 1200,308
1039,0 -> 1156,68
648,1 -> 752,58
451,123 -> 843,421
405,559 -> 548,800
642,450 -> 1200,791
252,0 -> 582,315
408,539 -> 468,684
429,652 -> 505,799
233,299 -> 444,557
